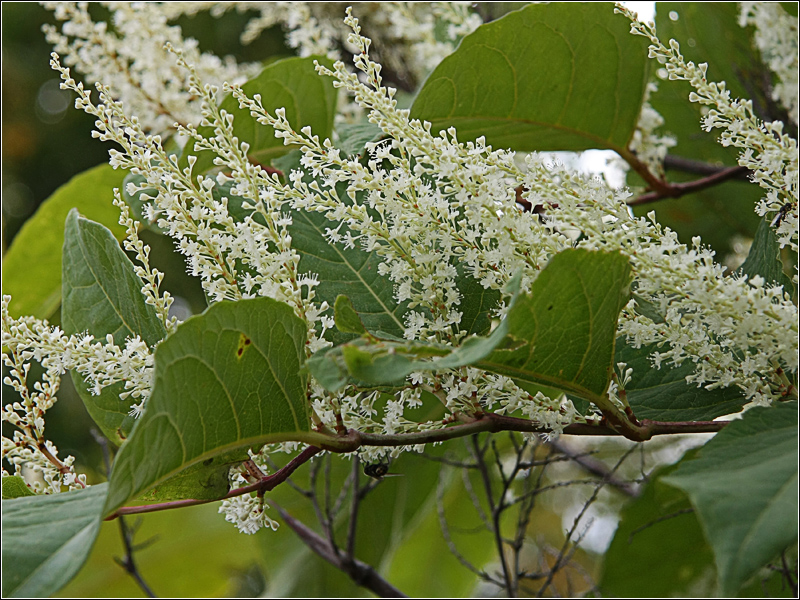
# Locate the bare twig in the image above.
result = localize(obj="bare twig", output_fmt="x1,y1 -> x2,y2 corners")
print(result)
509,436 -> 535,595
535,446 -> 637,597
664,155 -> 752,179
509,478 -> 622,507
519,450 -> 599,469
421,452 -> 479,469
471,436 -> 515,596
346,456 -> 361,559
272,502 -> 407,598
91,430 -> 156,597
436,467 -> 503,587
627,508 -> 695,544
322,454 -> 339,555
780,551 -> 799,597
547,439 -> 639,497
308,454 -> 337,556
114,517 -> 157,598
461,462 -> 492,532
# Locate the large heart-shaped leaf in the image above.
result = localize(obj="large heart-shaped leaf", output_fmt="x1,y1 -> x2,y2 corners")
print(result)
2,484 -> 108,598
61,210 -> 167,444
104,297 -> 313,514
411,3 -> 649,153
662,402 -> 798,596
2,164 -> 127,320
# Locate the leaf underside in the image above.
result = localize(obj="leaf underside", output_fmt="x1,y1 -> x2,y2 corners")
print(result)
105,297 -> 310,514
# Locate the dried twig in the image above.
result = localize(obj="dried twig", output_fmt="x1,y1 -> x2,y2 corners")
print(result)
272,502 -> 407,598
92,430 -> 156,598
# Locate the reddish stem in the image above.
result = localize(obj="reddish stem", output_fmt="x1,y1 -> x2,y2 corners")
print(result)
105,445 -> 321,520
629,165 -> 748,206
105,414 -> 729,520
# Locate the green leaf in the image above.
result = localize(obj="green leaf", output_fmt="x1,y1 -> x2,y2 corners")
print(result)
2,483 -> 108,598
334,295 -> 367,335
739,217 -> 793,292
2,164 -> 127,320
290,210 -> 408,344
637,3 -> 766,257
618,342 -> 747,421
180,56 -> 337,175
2,476 -> 36,500
468,250 -> 632,404
68,377 -> 136,446
218,153 -> 410,347
600,456 -> 717,597
104,298 -> 313,514
137,450 -> 245,502
334,122 -> 383,157
309,249 -> 632,409
61,210 -> 166,347
61,210 -> 167,444
662,402 -> 799,596
411,3 -> 650,153
456,264 -> 501,337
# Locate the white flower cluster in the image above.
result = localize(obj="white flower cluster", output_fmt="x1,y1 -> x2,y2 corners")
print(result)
51,46 -> 334,355
618,5 -> 799,255
162,2 -> 481,84
2,296 -> 154,491
219,466 -> 280,534
113,192 -> 178,335
628,82 -> 677,178
520,158 -> 798,406
219,493 -> 280,535
739,2 -> 799,126
227,8 -> 577,445
42,2 -> 260,135
8,3 -> 796,535
224,6 -> 797,441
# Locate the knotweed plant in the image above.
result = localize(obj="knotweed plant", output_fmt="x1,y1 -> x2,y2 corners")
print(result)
2,3 -> 797,598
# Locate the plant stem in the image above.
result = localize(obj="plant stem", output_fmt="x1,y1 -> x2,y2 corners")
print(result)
271,501 -> 407,598
106,445 -> 321,520
92,430 -> 156,597
664,155 -> 751,179
105,415 -> 727,519
629,165 -> 748,206
617,148 -> 674,196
